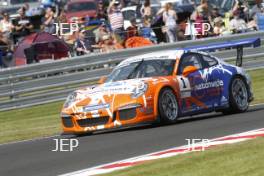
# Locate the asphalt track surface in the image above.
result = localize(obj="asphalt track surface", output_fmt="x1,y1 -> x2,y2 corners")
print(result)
0,53 -> 263,175
0,104 -> 264,176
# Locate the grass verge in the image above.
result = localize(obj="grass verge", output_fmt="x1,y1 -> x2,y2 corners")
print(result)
0,101 -> 63,144
250,69 -> 264,104
0,69 -> 263,144
100,137 -> 264,176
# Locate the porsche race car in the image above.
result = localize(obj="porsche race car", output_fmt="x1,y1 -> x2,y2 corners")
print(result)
60,47 -> 254,134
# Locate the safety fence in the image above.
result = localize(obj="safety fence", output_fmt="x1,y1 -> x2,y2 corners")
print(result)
0,31 -> 264,111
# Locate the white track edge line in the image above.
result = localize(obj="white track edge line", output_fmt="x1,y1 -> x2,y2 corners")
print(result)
59,127 -> 264,176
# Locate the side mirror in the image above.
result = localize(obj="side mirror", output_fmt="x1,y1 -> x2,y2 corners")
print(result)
182,66 -> 198,77
98,76 -> 107,84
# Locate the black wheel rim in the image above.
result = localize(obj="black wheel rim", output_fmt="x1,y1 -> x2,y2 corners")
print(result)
161,91 -> 178,120
232,79 -> 248,110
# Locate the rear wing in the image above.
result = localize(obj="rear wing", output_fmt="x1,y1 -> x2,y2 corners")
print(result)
183,37 -> 261,67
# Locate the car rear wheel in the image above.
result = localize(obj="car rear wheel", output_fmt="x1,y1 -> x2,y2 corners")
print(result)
158,88 -> 178,124
224,76 -> 249,114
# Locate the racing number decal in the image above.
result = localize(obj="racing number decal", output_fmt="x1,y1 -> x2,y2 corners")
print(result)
180,77 -> 187,89
177,76 -> 191,98
177,76 -> 208,111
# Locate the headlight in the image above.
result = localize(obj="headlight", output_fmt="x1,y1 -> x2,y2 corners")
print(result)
131,83 -> 148,98
61,112 -> 71,118
64,92 -> 77,108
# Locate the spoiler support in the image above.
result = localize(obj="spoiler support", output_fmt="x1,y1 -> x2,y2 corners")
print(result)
236,46 -> 243,67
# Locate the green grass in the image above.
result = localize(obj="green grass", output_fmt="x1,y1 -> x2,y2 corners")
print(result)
100,137 -> 264,176
249,69 -> 264,104
0,69 -> 263,144
0,101 -> 63,144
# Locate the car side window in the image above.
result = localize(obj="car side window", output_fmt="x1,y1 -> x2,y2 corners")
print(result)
142,60 -> 174,77
178,53 -> 203,75
144,64 -> 157,77
202,55 -> 218,68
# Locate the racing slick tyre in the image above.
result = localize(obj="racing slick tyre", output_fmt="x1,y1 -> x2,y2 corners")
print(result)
223,76 -> 249,114
158,88 -> 179,124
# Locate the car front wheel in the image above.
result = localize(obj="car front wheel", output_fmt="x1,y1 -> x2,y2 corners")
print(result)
158,88 -> 179,124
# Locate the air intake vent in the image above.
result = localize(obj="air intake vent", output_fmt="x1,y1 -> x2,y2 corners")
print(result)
77,116 -> 109,127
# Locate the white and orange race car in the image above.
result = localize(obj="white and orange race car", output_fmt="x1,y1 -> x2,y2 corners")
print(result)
60,43 -> 255,134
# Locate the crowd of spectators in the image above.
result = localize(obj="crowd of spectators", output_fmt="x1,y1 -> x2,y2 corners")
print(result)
0,0 -> 264,67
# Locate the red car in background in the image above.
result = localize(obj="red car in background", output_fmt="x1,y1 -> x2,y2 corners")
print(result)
65,0 -> 97,23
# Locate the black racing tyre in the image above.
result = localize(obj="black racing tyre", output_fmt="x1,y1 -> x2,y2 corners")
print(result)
158,88 -> 179,124
224,76 -> 249,114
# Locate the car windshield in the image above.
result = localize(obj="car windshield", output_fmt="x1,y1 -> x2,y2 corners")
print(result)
68,2 -> 96,12
105,59 -> 175,83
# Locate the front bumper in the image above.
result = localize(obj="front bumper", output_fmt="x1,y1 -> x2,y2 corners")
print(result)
61,105 -> 155,134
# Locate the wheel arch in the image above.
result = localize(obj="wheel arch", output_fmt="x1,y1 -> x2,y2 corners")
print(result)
228,73 -> 250,98
153,84 -> 180,118
225,73 -> 250,113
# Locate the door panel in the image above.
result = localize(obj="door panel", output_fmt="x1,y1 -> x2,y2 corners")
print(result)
177,53 -> 208,114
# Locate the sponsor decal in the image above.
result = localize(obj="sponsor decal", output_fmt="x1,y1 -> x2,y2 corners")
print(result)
82,80 -> 146,96
177,76 -> 192,98
83,104 -> 110,112
199,64 -> 232,82
194,79 -> 224,90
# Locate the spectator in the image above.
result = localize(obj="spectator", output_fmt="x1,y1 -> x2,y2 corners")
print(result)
93,22 -> 110,44
0,35 -> 13,68
23,3 -> 30,16
42,7 -> 56,34
0,32 -> 9,45
140,17 -> 156,43
232,0 -> 249,22
58,9 -> 67,23
141,0 -> 152,20
107,0 -> 124,37
112,34 -> 124,50
250,0 -> 264,19
197,0 -> 209,15
0,13 -> 13,40
126,18 -> 138,39
230,11 -> 248,33
249,0 -> 264,31
211,7 -> 222,19
56,9 -> 72,41
247,18 -> 258,31
155,7 -> 167,43
74,29 -> 93,56
209,7 -> 222,25
97,0 -> 107,20
213,17 -> 227,36
100,35 -> 116,53
163,3 -> 178,43
126,26 -> 138,39
192,6 -> 210,37
12,7 -> 34,44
